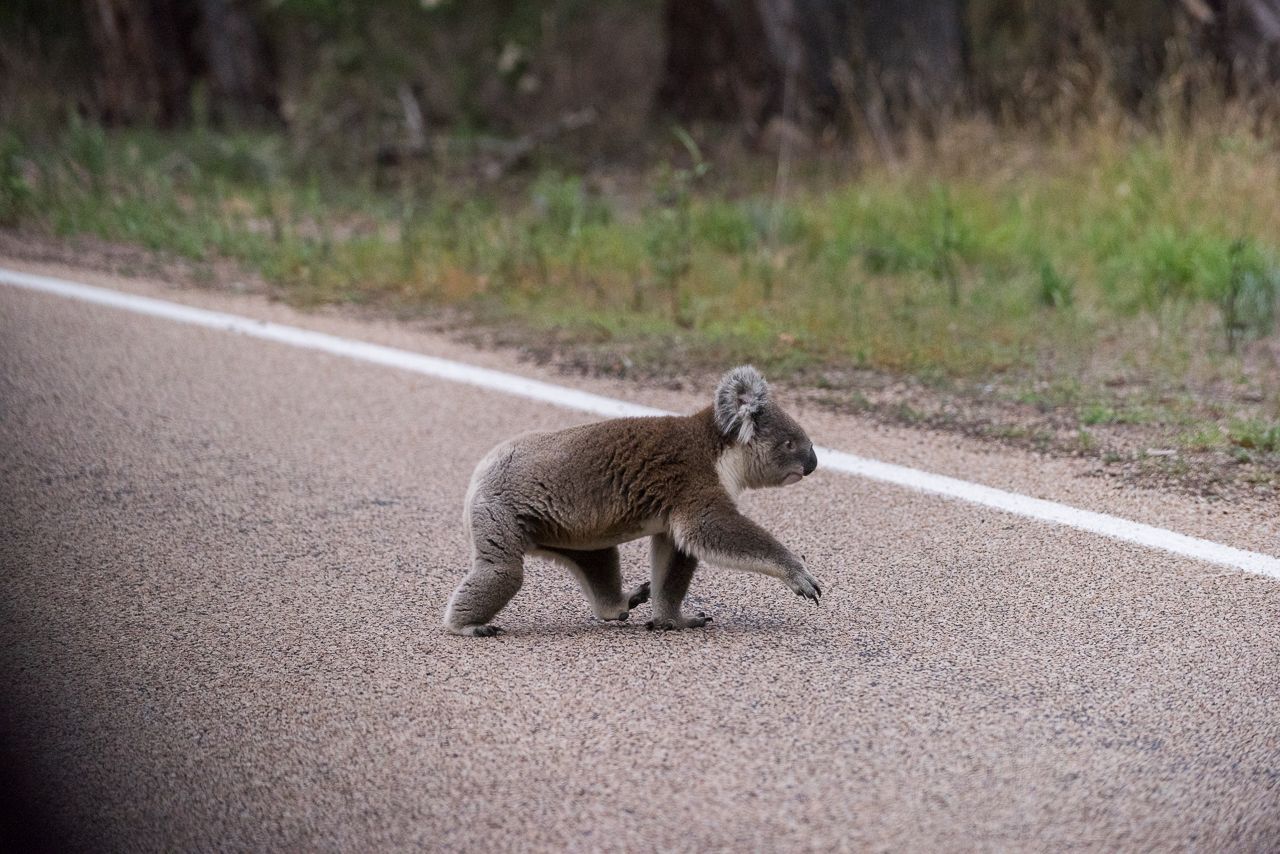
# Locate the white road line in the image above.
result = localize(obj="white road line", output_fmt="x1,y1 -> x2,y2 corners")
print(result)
3,265 -> 1278,580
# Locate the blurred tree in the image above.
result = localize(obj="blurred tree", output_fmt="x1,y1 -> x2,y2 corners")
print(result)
198,0 -> 279,121
657,0 -> 783,129
657,0 -> 966,137
856,0 -> 967,131
1196,0 -> 1280,91
84,0 -> 196,125
6,0 -> 1279,140
83,0 -> 276,126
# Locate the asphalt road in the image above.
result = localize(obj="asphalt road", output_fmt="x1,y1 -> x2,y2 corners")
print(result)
2,272 -> 1279,851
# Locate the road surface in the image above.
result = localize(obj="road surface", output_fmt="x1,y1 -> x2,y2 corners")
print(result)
2,263 -> 1278,851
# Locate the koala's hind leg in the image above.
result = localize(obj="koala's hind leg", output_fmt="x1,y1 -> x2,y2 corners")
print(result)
443,551 -> 524,636
647,533 -> 710,631
536,546 -> 650,622
444,505 -> 526,637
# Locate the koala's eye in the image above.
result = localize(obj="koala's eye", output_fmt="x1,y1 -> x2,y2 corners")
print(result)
784,439 -> 795,451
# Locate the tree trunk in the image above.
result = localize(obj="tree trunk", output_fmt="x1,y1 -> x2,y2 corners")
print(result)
83,0 -> 276,126
857,0 -> 967,129
84,0 -> 197,125
657,0 -> 782,129
1198,0 -> 1280,91
656,0 -> 858,130
657,0 -> 965,136
197,0 -> 278,123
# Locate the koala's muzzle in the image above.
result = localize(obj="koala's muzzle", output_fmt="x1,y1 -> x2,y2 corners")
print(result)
803,447 -> 818,476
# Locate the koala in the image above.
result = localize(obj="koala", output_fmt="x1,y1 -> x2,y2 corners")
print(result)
442,365 -> 822,636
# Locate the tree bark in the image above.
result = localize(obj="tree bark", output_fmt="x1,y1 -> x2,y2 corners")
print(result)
85,0 -> 197,125
657,0 -> 782,128
657,0 -> 966,135
83,0 -> 276,126
1198,0 -> 1280,91
197,0 -> 278,123
857,0 -> 967,129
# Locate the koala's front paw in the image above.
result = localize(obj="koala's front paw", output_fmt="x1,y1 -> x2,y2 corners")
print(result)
784,566 -> 822,604
457,623 -> 504,637
645,612 -> 712,631
626,581 -> 651,609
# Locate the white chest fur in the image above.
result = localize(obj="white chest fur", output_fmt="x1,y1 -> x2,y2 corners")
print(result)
715,444 -> 750,500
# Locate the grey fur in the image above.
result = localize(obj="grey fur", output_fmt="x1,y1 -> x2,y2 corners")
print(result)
443,365 -> 822,636
714,364 -> 769,444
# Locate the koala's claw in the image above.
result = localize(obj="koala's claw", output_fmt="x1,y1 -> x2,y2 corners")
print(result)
627,582 -> 652,609
471,624 -> 503,637
645,614 -> 712,631
785,568 -> 823,604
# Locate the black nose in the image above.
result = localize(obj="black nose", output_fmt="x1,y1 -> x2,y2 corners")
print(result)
803,447 -> 818,475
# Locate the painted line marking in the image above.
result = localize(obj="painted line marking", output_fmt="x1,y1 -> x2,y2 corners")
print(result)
2,265 -> 1277,581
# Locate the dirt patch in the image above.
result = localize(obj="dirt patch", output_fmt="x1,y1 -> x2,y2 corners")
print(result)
0,229 -> 275,300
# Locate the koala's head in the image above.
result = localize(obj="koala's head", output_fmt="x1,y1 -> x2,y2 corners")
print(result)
713,365 -> 818,489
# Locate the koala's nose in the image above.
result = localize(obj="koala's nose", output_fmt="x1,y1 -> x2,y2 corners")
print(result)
803,447 -> 818,476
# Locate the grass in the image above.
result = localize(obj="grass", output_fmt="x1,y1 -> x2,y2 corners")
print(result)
1228,419 -> 1280,453
2,114 -> 1278,485
6,120 -> 1280,366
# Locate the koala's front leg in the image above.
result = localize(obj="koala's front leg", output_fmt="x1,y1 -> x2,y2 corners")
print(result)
671,501 -> 822,605
647,533 -> 711,630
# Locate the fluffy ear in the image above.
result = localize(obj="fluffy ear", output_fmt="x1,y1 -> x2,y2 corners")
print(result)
714,365 -> 769,443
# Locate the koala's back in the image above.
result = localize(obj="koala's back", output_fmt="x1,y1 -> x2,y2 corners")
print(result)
466,412 -> 722,549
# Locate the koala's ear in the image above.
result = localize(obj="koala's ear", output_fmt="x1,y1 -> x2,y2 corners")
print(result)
714,365 -> 769,443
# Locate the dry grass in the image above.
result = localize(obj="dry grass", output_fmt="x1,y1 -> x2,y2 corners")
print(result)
1,108 -> 1277,478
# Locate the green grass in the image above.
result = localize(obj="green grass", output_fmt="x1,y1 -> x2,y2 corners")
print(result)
3,118 -> 1280,428
1078,403 -> 1159,427
1228,419 -> 1280,453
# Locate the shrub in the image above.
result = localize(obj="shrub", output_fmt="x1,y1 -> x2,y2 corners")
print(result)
1034,254 -> 1075,309
0,134 -> 32,226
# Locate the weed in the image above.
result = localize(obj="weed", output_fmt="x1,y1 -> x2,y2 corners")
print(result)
696,201 -> 758,253
0,133 -> 32,226
1136,227 -> 1199,311
1228,420 -> 1280,453
530,172 -> 609,239
1080,403 -> 1119,425
63,115 -> 108,195
990,424 -> 1030,440
929,185 -> 963,307
894,403 -> 924,424
1034,254 -> 1075,309
1079,402 -> 1154,426
1215,239 -> 1279,353
846,390 -> 871,410
643,127 -> 708,326
1179,424 -> 1227,452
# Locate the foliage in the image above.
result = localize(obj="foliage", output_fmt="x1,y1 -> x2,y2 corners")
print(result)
3,112 -> 1280,391
0,133 -> 33,226
1034,255 -> 1075,309
1215,240 -> 1280,353
643,128 -> 708,326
